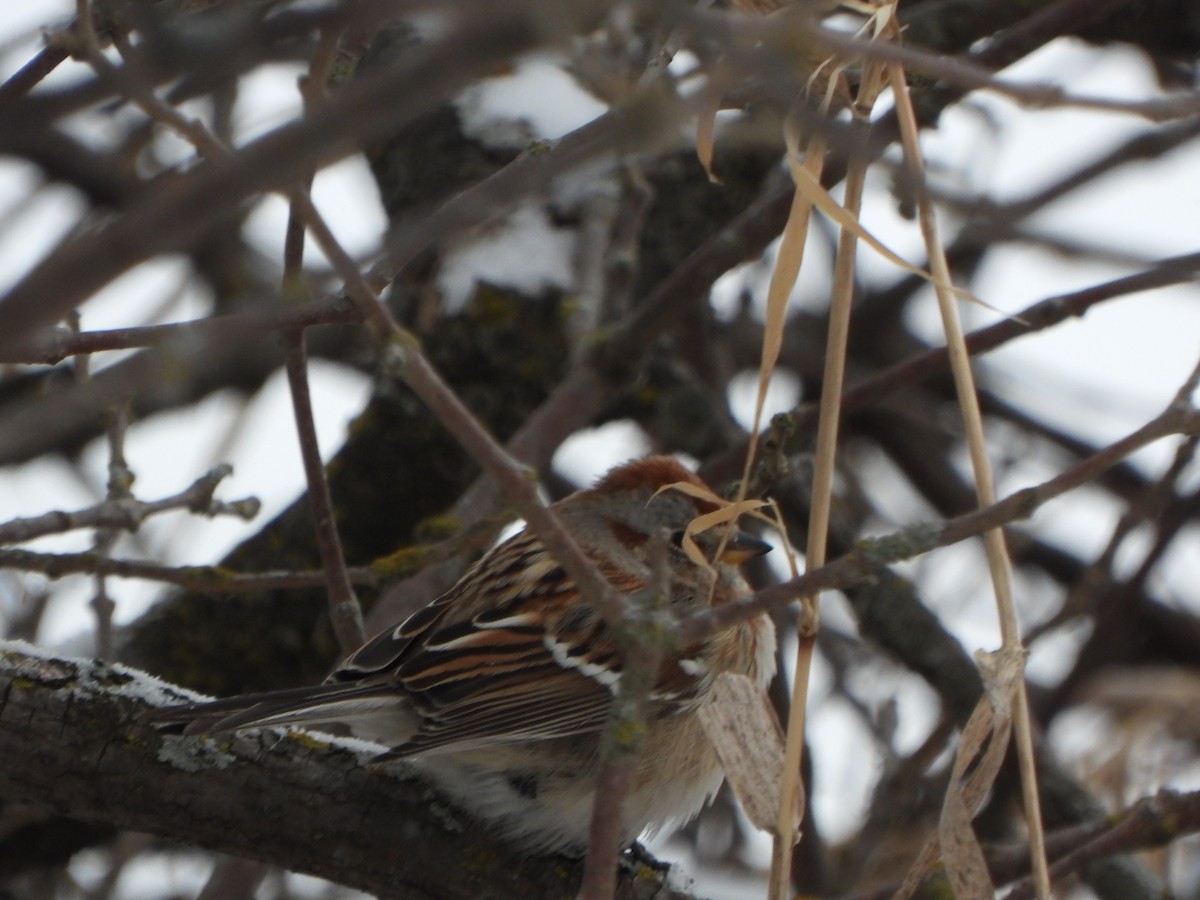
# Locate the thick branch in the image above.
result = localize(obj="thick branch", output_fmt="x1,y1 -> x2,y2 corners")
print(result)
0,642 -> 688,900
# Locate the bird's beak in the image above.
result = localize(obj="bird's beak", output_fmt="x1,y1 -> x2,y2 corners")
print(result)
719,531 -> 772,565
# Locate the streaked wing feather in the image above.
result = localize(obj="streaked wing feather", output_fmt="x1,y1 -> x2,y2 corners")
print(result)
320,528 -> 700,756
395,669 -> 613,755
362,539 -> 638,753
331,530 -> 552,680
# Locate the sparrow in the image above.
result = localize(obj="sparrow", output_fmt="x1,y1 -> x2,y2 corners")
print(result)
153,455 -> 776,853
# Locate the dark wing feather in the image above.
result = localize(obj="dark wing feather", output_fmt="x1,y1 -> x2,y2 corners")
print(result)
329,529 -> 560,681
346,531 -> 649,756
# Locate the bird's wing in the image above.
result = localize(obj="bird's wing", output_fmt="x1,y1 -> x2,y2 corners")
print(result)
333,529 -> 659,756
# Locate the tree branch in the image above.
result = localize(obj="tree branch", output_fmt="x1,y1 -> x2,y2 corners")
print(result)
0,465 -> 259,545
0,642 -> 690,900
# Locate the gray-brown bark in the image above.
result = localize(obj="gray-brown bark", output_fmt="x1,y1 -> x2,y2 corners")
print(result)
0,642 -> 690,900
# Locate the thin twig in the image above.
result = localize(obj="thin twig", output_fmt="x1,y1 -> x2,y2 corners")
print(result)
0,45 -> 70,103
984,0 -> 1139,63
276,24 -> 365,655
0,509 -> 504,592
282,330 -> 364,652
683,375 -> 1200,643
1003,788 -> 1200,900
0,548 -> 375,592
372,82 -> 696,292
1030,431 -> 1200,642
0,465 -> 256,545
365,363 -> 617,631
1124,442 -> 1200,590
0,0 -> 582,349
839,253 -> 1200,418
843,786 -> 1200,900
734,11 -> 1200,122
580,539 -> 673,900
91,407 -> 128,659
0,295 -> 360,365
287,185 -> 632,633
79,15 -> 372,652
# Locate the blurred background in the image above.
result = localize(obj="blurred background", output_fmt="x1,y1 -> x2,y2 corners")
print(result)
1,0 -> 1199,897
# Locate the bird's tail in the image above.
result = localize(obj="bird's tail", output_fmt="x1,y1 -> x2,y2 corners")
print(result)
148,681 -> 407,740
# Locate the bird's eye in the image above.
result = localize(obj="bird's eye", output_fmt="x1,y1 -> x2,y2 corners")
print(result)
670,530 -> 686,547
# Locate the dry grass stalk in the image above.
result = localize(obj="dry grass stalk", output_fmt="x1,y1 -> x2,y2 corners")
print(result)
885,25 -> 1052,899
